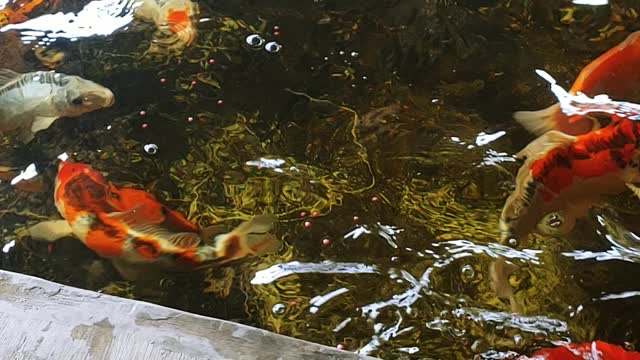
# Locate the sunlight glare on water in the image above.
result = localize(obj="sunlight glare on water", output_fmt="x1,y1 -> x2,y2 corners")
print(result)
1,0 -> 140,41
2,0 -> 640,358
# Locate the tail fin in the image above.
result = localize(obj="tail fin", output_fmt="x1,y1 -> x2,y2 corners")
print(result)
489,258 -> 522,314
514,103 -> 598,136
513,103 -> 563,136
201,215 -> 280,265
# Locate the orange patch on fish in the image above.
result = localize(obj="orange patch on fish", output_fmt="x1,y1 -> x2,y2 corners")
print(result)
519,340 -> 640,360
514,31 -> 640,136
166,9 -> 190,32
530,120 -> 640,198
85,213 -> 127,257
569,31 -> 640,103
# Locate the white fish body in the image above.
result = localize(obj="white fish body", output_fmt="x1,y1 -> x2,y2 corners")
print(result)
0,68 -> 114,143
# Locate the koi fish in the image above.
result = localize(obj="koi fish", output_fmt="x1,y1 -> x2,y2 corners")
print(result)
134,0 -> 198,54
27,161 -> 280,280
499,118 -> 640,245
0,0 -> 59,28
518,341 -> 640,360
514,31 -> 640,136
0,164 -> 44,192
33,46 -> 65,69
0,68 -> 114,143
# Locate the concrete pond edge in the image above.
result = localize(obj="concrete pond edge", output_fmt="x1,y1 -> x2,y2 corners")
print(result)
0,269 -> 378,360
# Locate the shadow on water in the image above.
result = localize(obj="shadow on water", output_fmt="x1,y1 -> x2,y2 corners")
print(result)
1,0 -> 640,358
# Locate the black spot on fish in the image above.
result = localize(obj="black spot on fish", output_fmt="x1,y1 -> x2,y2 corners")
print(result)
64,174 -> 117,213
91,221 -> 122,239
609,149 -> 628,169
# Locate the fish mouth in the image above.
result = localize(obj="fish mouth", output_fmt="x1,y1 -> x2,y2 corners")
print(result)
105,92 -> 115,107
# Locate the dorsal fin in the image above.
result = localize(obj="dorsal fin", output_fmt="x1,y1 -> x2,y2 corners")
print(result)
515,130 -> 576,161
165,232 -> 201,248
107,207 -> 201,249
133,225 -> 201,249
0,68 -> 22,88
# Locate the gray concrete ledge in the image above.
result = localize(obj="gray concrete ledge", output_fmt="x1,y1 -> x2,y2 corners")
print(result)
0,270 -> 376,360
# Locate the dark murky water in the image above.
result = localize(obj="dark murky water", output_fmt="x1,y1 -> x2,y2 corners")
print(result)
1,0 -> 640,358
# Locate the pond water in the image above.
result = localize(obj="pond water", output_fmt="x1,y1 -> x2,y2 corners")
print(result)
0,0 -> 640,358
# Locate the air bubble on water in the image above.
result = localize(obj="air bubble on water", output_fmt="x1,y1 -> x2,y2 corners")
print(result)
272,303 -> 286,316
245,34 -> 265,49
264,41 -> 282,53
144,143 -> 159,155
461,264 -> 475,280
549,215 -> 563,228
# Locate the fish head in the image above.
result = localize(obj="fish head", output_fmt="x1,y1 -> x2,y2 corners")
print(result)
54,161 -> 113,220
499,182 -> 549,246
56,161 -> 92,188
60,76 -> 115,117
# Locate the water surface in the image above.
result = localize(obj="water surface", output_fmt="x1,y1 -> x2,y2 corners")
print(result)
1,0 -> 640,358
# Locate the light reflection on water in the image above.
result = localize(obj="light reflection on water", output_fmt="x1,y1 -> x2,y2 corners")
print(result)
563,213 -> 640,263
1,0 -> 640,358
1,0 -> 139,41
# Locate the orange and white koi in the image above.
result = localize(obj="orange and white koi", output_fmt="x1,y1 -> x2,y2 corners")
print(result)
27,161 -> 280,280
134,0 -> 198,54
499,118 -> 640,245
514,31 -> 640,136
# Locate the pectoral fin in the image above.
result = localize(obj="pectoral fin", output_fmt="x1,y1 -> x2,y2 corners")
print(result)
15,126 -> 35,143
515,130 -> 576,160
27,220 -> 73,242
626,183 -> 640,200
0,68 -> 22,88
106,208 -> 201,249
31,116 -> 59,133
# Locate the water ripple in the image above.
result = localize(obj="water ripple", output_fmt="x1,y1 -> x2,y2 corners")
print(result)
250,261 -> 380,285
1,0 -> 139,41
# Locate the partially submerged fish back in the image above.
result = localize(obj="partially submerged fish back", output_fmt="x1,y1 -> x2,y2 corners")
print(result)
570,30 -> 640,99
514,31 -> 640,136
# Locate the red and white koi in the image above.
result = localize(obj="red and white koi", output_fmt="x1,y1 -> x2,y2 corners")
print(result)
27,161 -> 280,280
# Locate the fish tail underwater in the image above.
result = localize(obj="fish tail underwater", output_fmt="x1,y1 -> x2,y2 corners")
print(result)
4,0 -> 640,358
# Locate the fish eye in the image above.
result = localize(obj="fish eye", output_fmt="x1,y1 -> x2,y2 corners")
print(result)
110,191 -> 120,199
71,97 -> 83,105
